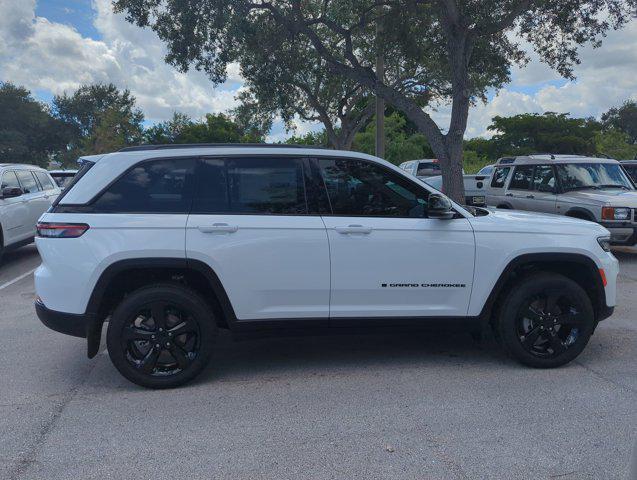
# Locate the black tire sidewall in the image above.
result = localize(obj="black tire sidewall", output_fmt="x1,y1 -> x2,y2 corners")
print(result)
106,283 -> 216,389
498,273 -> 595,368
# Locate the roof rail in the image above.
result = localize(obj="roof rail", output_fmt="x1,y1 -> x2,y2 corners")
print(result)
118,143 -> 326,152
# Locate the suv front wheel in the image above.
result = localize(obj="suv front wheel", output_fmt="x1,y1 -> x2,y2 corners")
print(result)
106,283 -> 216,388
496,273 -> 595,368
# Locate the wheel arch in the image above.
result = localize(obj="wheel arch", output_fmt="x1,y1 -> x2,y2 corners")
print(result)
564,207 -> 596,221
479,252 -> 606,326
84,258 -> 238,358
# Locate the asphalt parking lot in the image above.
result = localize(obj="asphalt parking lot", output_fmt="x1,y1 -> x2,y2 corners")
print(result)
0,245 -> 635,480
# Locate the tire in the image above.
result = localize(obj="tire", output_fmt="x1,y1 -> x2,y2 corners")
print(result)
106,283 -> 217,389
496,272 -> 595,368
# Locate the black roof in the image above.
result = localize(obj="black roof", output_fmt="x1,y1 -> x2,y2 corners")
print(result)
119,143 -> 325,152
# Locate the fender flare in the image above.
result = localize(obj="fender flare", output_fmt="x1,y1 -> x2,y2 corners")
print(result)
84,257 -> 238,357
478,252 -> 605,324
564,207 -> 596,221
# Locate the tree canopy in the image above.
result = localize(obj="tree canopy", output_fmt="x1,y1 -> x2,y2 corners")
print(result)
602,100 -> 637,144
113,0 -> 637,202
0,82 -> 68,167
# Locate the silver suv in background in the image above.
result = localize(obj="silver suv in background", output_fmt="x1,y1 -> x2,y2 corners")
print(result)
487,154 -> 637,245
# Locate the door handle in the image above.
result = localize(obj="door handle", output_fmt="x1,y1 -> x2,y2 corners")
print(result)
505,193 -> 513,197
197,223 -> 238,234
526,194 -> 535,199
335,225 -> 373,234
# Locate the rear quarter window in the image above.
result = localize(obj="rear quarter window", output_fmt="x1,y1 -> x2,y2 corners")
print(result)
91,158 -> 196,213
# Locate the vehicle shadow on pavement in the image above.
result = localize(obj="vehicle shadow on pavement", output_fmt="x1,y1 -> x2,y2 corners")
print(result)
196,328 -> 513,385
0,244 -> 38,270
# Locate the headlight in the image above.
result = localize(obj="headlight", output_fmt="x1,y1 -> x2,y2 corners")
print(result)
601,207 -> 631,221
597,236 -> 611,252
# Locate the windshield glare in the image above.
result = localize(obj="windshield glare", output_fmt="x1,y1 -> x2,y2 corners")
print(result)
556,163 -> 634,190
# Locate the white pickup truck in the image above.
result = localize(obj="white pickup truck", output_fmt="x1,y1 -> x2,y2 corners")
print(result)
401,161 -> 494,206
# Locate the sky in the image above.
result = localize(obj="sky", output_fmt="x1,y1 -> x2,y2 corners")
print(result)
1,0 -> 637,142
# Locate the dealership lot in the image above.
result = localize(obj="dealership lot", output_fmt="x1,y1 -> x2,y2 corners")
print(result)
0,245 -> 635,480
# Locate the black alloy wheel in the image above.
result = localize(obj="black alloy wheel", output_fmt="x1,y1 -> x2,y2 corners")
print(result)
516,291 -> 584,359
107,284 -> 216,388
497,273 -> 595,368
121,303 -> 201,376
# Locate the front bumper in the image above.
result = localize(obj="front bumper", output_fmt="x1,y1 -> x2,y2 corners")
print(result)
35,299 -> 92,338
599,222 -> 637,245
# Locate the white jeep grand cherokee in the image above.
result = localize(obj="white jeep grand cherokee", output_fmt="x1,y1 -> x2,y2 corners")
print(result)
35,145 -> 618,388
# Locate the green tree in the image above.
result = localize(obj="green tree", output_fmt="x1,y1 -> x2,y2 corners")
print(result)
352,112 -> 434,165
144,112 -> 193,144
53,83 -> 144,158
80,107 -> 144,154
145,112 -> 266,145
594,129 -> 637,160
114,0 -> 637,203
487,112 -> 601,157
601,100 -> 637,144
0,82 -> 68,166
236,23 -> 375,150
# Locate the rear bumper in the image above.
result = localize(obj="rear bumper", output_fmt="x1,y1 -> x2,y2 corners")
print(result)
35,299 -> 92,338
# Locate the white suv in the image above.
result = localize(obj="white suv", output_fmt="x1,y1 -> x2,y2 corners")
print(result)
0,164 -> 60,261
35,145 -> 618,388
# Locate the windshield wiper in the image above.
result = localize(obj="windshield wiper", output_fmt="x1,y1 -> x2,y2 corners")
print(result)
597,184 -> 631,190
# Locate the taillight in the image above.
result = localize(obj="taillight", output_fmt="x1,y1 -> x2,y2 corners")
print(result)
36,222 -> 89,238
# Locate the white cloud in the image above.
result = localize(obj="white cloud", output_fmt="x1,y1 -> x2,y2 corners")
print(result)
0,0 -> 242,123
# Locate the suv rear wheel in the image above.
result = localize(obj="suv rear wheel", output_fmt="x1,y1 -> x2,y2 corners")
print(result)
106,283 -> 216,388
496,273 -> 595,368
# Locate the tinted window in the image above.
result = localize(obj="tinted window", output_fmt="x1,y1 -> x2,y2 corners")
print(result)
532,165 -> 556,192
1,171 -> 20,189
92,158 -> 196,213
509,166 -> 534,190
416,161 -> 441,176
35,171 -> 56,190
193,157 -> 308,215
490,167 -> 511,188
16,170 -> 40,193
318,159 -> 429,217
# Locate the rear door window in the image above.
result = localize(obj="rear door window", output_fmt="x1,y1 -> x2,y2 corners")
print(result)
532,165 -> 556,192
92,158 -> 196,213
509,166 -> 534,190
34,171 -> 56,191
192,157 -> 308,215
490,167 -> 511,188
16,170 -> 40,193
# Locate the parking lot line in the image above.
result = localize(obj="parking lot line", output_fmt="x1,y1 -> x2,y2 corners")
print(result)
0,267 -> 37,291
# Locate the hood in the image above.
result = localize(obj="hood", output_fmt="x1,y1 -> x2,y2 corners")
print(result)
469,207 -> 609,237
562,188 -> 637,207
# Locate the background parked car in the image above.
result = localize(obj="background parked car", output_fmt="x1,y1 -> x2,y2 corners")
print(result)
0,164 -> 60,261
422,174 -> 489,206
399,159 -> 466,179
487,154 -> 637,245
49,169 -> 78,189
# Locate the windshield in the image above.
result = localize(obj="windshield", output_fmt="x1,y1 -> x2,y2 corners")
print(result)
555,163 -> 634,191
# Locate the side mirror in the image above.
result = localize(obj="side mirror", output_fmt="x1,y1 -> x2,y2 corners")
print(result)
428,193 -> 455,219
1,187 -> 23,199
